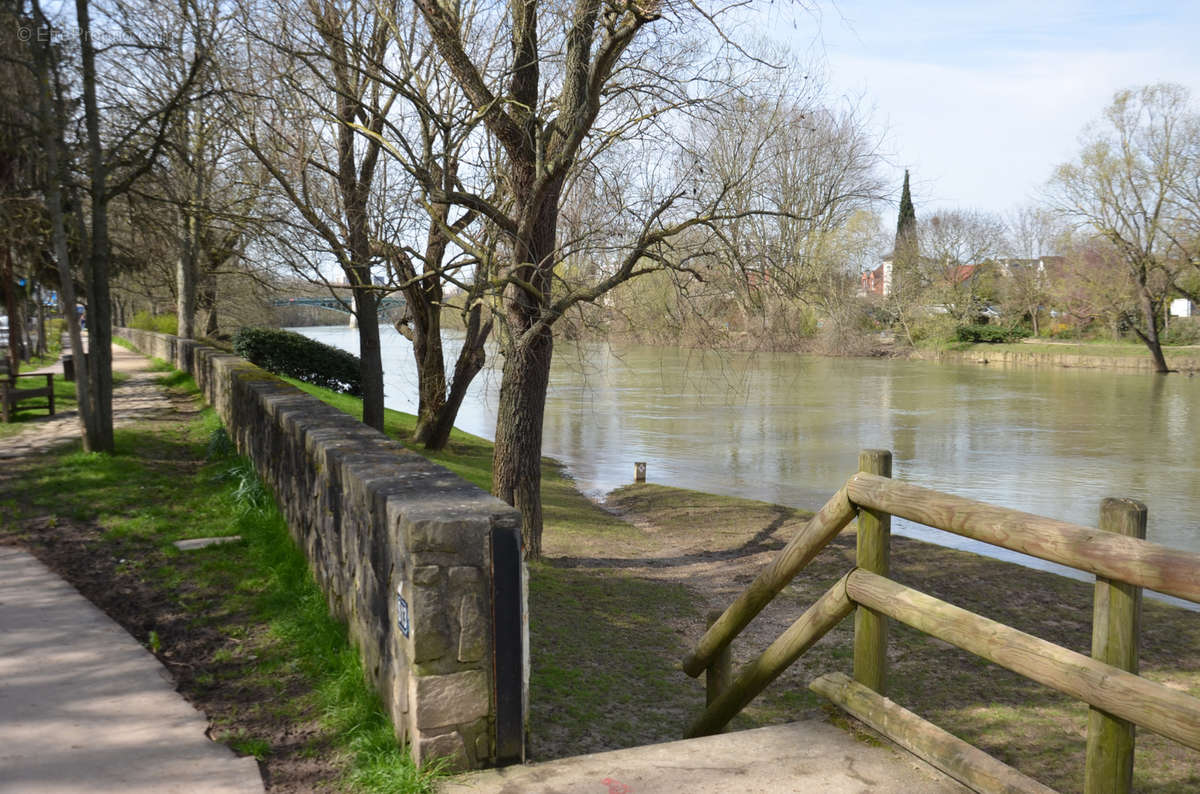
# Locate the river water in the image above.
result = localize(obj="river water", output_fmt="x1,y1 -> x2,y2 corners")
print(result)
299,325 -> 1199,591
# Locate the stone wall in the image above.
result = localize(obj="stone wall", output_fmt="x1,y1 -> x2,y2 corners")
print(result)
116,329 -> 526,769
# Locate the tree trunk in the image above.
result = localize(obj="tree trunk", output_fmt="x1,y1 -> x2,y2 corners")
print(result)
76,0 -> 114,452
32,3 -> 95,443
423,310 -> 492,451
492,325 -> 553,559
200,276 -> 218,336
36,292 -> 46,357
410,297 -> 448,446
1134,283 -> 1170,374
354,284 -> 385,431
177,209 -> 197,339
3,249 -> 20,371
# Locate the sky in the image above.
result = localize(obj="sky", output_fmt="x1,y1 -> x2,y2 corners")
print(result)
751,1 -> 1200,217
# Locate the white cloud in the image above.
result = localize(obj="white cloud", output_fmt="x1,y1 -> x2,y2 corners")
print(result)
757,2 -> 1200,213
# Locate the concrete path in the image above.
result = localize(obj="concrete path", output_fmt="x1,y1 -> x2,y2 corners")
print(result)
0,344 -> 265,793
440,720 -> 967,794
0,547 -> 264,793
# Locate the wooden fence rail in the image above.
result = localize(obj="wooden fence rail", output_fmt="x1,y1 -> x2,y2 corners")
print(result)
846,473 -> 1200,604
681,449 -> 1199,794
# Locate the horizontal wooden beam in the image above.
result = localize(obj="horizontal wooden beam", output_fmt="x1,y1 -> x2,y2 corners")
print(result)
811,672 -> 1056,794
681,486 -> 857,678
686,572 -> 854,738
845,570 -> 1200,751
846,473 -> 1200,604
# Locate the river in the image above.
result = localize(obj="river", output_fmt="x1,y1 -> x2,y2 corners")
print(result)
298,325 -> 1200,593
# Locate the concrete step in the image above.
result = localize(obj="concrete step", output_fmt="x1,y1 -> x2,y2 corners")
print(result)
440,719 -> 968,793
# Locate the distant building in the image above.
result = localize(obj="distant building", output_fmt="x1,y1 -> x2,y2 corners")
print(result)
860,255 -> 893,297
1170,298 -> 1195,317
860,255 -> 1067,299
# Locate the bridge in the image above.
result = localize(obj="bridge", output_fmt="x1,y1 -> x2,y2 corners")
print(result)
269,296 -> 407,313
270,294 -> 407,328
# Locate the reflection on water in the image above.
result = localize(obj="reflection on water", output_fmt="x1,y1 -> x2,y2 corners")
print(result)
299,326 -> 1200,586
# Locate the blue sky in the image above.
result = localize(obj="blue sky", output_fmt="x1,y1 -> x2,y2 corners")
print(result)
752,1 -> 1200,216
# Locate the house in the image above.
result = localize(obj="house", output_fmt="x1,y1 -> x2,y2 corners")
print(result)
1170,298 -> 1195,317
859,255 -> 893,297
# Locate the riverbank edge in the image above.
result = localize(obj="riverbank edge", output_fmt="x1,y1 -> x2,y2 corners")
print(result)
910,345 -> 1200,373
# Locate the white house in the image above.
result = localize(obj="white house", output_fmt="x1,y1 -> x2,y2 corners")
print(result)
1169,298 -> 1195,317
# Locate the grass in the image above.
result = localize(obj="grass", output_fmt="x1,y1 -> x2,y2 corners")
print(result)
3,370 -> 445,794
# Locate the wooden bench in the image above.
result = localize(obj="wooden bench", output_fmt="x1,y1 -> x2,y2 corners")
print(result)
0,352 -> 55,423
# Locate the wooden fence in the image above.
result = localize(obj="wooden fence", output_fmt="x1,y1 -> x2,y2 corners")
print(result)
682,450 -> 1200,793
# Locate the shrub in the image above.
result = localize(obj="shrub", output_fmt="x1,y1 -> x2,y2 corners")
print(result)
232,327 -> 361,395
955,324 -> 1031,344
46,317 -> 67,353
1162,317 -> 1200,346
130,310 -> 179,335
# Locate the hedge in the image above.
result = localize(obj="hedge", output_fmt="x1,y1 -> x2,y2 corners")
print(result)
232,327 -> 362,395
955,324 -> 1031,344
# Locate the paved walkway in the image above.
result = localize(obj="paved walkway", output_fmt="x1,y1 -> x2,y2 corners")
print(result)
0,346 -> 265,793
439,720 -> 967,793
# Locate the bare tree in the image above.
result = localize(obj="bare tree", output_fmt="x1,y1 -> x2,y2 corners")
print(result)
1002,205 -> 1065,335
1049,83 -> 1200,373
416,0 -> 829,555
691,79 -> 884,346
919,208 -> 1007,323
227,0 -> 395,430
25,0 -> 201,451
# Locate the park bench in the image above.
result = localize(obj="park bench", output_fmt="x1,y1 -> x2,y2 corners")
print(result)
0,350 -> 55,423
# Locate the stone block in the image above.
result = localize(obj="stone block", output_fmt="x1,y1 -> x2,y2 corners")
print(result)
412,670 -> 489,730
411,578 -> 450,664
457,592 -> 487,663
413,565 -> 441,586
415,729 -> 468,771
448,565 -> 481,590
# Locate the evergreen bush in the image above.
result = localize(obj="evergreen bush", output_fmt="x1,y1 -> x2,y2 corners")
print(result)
955,324 -> 1031,344
232,327 -> 362,395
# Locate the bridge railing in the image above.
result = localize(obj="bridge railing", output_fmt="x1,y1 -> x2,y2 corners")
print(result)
682,449 -> 1200,793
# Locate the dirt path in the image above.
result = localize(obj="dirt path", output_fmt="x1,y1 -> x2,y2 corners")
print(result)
0,346 -> 182,460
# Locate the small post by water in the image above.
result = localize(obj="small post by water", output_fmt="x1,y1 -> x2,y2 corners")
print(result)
705,609 -> 732,710
854,449 -> 891,695
634,461 -> 647,483
1084,497 -> 1146,794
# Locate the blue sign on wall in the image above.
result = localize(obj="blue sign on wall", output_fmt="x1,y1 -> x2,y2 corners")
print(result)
397,593 -> 410,638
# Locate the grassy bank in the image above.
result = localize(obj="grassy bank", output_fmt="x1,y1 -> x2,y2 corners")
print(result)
918,338 -> 1200,371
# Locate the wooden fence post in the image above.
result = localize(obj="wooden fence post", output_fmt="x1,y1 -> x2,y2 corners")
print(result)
1084,498 -> 1146,794
705,609 -> 732,711
854,449 -> 891,694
